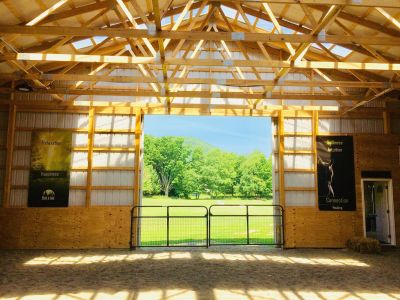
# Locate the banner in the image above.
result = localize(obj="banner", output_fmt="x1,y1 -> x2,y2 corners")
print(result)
28,131 -> 72,207
316,136 -> 356,211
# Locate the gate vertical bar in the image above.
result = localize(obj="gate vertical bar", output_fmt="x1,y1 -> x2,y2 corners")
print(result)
167,206 -> 170,246
246,205 -> 250,245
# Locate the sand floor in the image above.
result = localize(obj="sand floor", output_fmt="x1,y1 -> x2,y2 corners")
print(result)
0,246 -> 399,300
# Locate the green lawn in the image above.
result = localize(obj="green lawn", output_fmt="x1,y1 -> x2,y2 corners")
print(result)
137,198 -> 281,246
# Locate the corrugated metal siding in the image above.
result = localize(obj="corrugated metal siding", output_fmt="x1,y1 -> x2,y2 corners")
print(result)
318,118 -> 384,134
284,136 -> 312,150
285,191 -> 315,206
283,154 -> 314,169
284,118 -> 312,133
9,111 -> 138,207
285,173 -> 314,188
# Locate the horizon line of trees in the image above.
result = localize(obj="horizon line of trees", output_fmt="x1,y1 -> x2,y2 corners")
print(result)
143,135 -> 273,199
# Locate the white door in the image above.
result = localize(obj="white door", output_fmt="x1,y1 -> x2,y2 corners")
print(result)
363,180 -> 391,244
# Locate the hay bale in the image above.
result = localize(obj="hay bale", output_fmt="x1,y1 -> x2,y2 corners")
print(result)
347,237 -> 381,254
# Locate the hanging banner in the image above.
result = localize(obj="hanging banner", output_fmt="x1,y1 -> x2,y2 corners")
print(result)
28,131 -> 72,207
317,136 -> 356,211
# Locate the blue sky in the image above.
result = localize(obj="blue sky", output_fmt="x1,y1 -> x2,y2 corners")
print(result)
144,115 -> 272,156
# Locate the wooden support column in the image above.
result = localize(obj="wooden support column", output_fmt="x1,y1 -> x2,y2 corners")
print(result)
85,106 -> 95,207
312,111 -> 319,208
3,81 -> 16,208
383,111 -> 391,134
278,111 -> 285,208
132,108 -> 143,248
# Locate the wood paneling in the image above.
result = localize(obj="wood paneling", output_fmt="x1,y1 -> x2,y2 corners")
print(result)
0,207 -> 131,249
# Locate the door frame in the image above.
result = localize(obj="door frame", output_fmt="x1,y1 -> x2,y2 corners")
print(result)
361,178 -> 396,246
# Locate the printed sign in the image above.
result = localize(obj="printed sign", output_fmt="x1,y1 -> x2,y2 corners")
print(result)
28,131 -> 72,207
317,136 -> 356,211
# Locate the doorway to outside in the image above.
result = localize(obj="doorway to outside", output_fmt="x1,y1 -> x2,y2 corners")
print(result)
132,115 -> 283,248
362,179 -> 396,245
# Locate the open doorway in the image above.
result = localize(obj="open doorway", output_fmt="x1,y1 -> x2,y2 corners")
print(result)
362,179 -> 396,245
135,115 -> 281,247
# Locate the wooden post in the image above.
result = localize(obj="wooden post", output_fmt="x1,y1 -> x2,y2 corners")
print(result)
312,111 -> 319,208
3,94 -> 16,208
132,108 -> 143,248
278,111 -> 285,208
85,106 -> 95,207
383,111 -> 391,135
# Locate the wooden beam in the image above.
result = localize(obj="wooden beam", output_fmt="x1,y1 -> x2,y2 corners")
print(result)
0,87 -> 364,101
1,26 -> 399,45
3,53 -> 400,71
210,0 -> 400,8
3,73 -> 395,88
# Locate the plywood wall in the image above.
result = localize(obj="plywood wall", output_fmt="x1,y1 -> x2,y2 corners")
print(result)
0,206 -> 131,249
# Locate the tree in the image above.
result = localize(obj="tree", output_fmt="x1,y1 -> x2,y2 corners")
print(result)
142,163 -> 160,196
144,135 -> 190,197
238,151 -> 273,198
202,150 -> 239,198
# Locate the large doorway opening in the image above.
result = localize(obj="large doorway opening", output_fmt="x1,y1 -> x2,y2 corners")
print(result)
133,115 -> 282,247
362,179 -> 396,245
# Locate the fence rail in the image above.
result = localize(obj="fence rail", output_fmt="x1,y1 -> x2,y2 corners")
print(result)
130,204 -> 284,249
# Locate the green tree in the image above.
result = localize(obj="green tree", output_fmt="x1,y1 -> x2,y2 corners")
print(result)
142,163 -> 160,196
202,150 -> 239,198
238,151 -> 273,198
144,135 -> 190,197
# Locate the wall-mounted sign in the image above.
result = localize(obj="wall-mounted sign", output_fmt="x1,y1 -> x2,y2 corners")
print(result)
28,131 -> 72,207
316,136 -> 356,211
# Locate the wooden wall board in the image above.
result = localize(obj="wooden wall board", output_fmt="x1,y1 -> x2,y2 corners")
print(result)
0,207 -> 131,249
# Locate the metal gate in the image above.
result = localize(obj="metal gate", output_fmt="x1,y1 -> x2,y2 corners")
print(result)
130,206 -> 209,248
130,205 -> 284,249
209,205 -> 284,246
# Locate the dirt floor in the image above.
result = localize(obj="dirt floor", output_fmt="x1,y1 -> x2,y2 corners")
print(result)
0,247 -> 399,300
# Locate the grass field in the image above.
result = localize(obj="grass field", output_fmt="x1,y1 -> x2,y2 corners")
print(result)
137,198 -> 281,246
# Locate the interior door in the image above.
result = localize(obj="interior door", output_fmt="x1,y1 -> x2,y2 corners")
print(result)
364,181 -> 391,244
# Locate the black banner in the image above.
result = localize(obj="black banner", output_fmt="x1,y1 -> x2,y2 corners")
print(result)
28,131 -> 72,207
317,136 -> 356,211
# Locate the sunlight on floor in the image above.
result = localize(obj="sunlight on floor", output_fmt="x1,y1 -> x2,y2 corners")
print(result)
24,252 -> 192,265
213,289 -> 400,300
200,253 -> 369,267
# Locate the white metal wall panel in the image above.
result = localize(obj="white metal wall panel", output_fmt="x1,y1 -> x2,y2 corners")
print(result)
94,134 -> 135,147
285,191 -> 315,206
12,150 -> 30,167
95,115 -> 134,130
318,118 -> 384,134
14,131 -> 31,146
16,112 -> 88,129
11,170 -> 29,186
284,136 -> 312,150
92,171 -> 134,187
73,133 -> 88,147
284,118 -> 312,133
10,189 -> 28,207
92,152 -> 134,167
68,190 -> 86,206
71,152 -> 88,168
70,171 -> 87,186
283,154 -> 313,169
284,173 -> 314,188
91,190 -> 133,206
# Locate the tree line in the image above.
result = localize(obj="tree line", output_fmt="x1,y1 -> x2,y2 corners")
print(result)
143,135 -> 273,199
